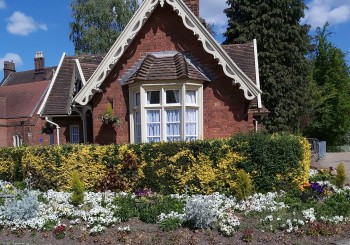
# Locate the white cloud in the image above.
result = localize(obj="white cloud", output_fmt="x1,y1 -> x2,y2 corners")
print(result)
0,53 -> 23,67
0,0 -> 5,9
7,11 -> 48,36
199,0 -> 228,27
304,0 -> 350,28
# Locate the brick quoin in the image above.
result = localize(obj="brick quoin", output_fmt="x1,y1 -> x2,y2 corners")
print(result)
91,4 -> 254,144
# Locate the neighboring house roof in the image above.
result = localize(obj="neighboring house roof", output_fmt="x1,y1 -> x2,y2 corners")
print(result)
121,52 -> 210,85
1,67 -> 55,87
0,80 -> 50,119
77,54 -> 105,81
74,0 -> 262,106
39,54 -> 104,116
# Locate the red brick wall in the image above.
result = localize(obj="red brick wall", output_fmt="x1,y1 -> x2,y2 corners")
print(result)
0,116 -> 52,147
52,117 -> 83,145
91,4 -> 254,144
183,0 -> 199,17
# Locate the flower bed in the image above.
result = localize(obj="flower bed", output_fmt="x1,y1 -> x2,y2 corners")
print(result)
0,166 -> 349,244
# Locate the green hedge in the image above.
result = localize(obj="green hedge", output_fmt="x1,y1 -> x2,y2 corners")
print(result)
0,133 -> 310,194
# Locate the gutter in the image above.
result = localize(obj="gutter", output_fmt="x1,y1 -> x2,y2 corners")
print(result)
45,117 -> 60,145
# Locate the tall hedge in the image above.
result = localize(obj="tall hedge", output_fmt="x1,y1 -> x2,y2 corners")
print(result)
0,133 -> 310,194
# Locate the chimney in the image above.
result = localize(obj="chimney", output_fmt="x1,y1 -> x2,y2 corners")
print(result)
34,51 -> 45,74
183,0 -> 199,17
3,61 -> 16,79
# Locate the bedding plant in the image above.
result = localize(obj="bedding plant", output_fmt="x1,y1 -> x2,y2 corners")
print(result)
0,165 -> 350,244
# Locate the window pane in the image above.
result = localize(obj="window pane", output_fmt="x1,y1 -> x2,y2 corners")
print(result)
71,126 -> 79,144
166,109 -> 181,142
166,90 -> 180,104
186,90 -> 197,104
146,91 -> 160,104
146,110 -> 161,142
135,92 -> 140,107
186,109 -> 197,141
134,111 -> 141,143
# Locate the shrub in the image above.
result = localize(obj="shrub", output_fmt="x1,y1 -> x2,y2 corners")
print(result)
0,147 -> 24,182
158,211 -> 184,231
113,194 -> 138,222
70,171 -> 84,207
184,193 -> 225,229
227,133 -> 310,192
234,169 -> 253,200
138,196 -> 184,224
0,132 -> 310,194
335,163 -> 346,188
95,170 -> 128,192
315,190 -> 350,217
1,190 -> 39,221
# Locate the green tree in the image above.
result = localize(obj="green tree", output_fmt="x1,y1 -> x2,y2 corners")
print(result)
305,24 -> 350,146
69,0 -> 138,54
223,0 -> 312,133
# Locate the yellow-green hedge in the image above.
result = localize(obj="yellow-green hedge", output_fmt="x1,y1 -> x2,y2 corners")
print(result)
0,133 -> 311,194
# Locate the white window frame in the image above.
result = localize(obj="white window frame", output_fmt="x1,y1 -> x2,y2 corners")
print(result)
129,81 -> 203,143
70,125 -> 80,144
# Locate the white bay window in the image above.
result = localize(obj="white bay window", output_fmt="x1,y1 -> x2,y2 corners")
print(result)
130,83 -> 203,143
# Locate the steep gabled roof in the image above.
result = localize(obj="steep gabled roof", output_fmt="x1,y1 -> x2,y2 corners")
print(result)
0,80 -> 49,119
38,53 -> 104,116
74,0 -> 261,106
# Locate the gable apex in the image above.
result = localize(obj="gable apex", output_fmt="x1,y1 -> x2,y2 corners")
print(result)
74,0 -> 261,106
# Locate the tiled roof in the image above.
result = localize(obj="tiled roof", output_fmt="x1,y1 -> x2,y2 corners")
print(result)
41,57 -> 75,116
0,80 -> 49,118
1,67 -> 55,87
222,43 -> 256,83
77,54 -> 105,81
121,52 -> 210,84
41,54 -> 104,116
222,43 -> 269,114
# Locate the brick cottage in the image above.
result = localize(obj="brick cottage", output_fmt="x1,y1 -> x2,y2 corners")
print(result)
1,0 -> 268,147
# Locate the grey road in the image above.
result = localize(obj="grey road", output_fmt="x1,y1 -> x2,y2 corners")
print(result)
314,152 -> 350,184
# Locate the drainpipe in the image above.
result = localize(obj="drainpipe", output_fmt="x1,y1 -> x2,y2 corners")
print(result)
45,117 -> 60,145
253,39 -> 262,109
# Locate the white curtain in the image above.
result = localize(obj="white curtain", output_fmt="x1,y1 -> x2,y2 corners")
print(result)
186,109 -> 197,141
147,110 -> 161,142
13,134 -> 23,147
166,109 -> 180,141
146,91 -> 152,104
173,90 -> 179,103
166,90 -> 180,104
147,91 -> 160,104
186,90 -> 196,104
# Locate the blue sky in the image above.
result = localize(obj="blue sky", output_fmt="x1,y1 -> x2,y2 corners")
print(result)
0,0 -> 349,72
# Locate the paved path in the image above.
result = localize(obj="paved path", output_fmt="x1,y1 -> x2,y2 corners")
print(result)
314,152 -> 350,184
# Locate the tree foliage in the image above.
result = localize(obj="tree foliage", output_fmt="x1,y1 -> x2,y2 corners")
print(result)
305,24 -> 350,145
69,0 -> 138,54
223,0 -> 312,132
